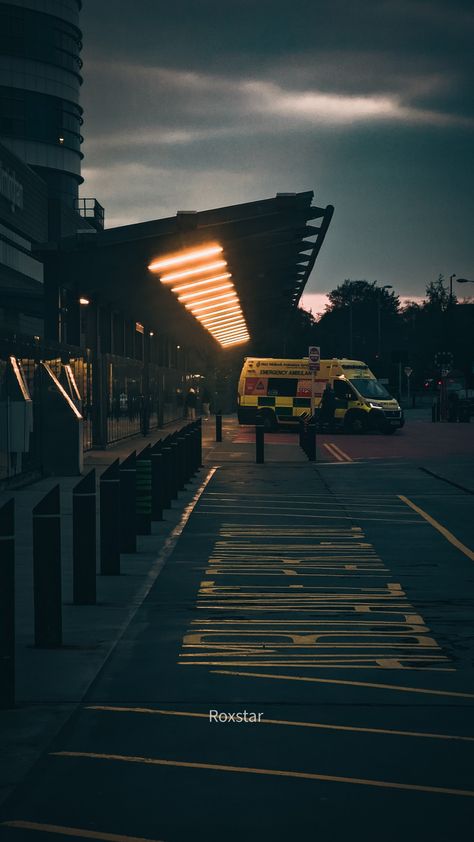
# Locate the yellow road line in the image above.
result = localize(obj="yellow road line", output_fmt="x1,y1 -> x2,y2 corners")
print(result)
211,669 -> 473,698
323,443 -> 344,462
85,705 -> 474,742
328,443 -> 353,462
50,751 -> 474,799
1,821 -> 165,842
398,495 -> 474,561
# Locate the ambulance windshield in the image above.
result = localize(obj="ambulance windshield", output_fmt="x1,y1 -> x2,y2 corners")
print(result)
350,378 -> 391,399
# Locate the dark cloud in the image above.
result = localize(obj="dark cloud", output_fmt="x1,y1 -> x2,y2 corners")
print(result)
79,0 -> 474,297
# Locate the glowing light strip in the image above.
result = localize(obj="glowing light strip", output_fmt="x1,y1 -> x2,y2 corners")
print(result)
178,283 -> 233,302
212,321 -> 248,334
215,331 -> 249,342
153,242 -> 249,348
42,363 -> 82,419
221,337 -> 249,346
203,318 -> 246,331
10,356 -> 31,401
171,273 -> 232,293
213,327 -> 249,339
161,260 -> 227,284
199,307 -> 242,323
148,245 -> 223,272
188,294 -> 238,313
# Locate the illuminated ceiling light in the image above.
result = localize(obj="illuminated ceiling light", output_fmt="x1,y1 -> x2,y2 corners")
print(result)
161,260 -> 228,284
212,330 -> 248,341
148,244 -> 223,273
79,297 -> 90,305
188,293 -> 238,313
153,241 -> 249,344
178,282 -> 233,302
203,318 -> 246,331
199,306 -> 242,323
171,273 -> 232,293
215,331 -> 249,342
200,317 -> 243,330
220,337 -> 249,347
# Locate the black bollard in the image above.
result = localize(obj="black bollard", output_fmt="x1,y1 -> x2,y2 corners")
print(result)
197,418 -> 203,468
306,421 -> 317,462
136,445 -> 152,535
73,469 -> 96,604
177,434 -> 186,489
161,445 -> 172,509
100,459 -> 121,575
169,440 -> 179,499
0,499 -> 15,708
151,449 -> 164,521
120,451 -> 136,553
216,412 -> 222,442
256,422 -> 265,464
33,485 -> 62,647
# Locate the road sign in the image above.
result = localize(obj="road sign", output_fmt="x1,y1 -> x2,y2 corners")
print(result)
308,346 -> 320,372
441,368 -> 449,377
434,351 -> 453,367
404,367 -> 413,377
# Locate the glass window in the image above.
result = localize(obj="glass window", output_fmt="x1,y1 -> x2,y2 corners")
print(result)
350,378 -> 391,399
267,378 -> 297,397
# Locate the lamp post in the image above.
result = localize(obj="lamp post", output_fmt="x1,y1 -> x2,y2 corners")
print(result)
377,284 -> 393,357
456,278 -> 473,287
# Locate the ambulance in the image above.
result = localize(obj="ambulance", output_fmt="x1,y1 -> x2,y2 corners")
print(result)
237,357 -> 404,434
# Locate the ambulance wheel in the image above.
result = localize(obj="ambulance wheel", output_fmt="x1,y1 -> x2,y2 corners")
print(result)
344,411 -> 367,434
260,410 -> 277,432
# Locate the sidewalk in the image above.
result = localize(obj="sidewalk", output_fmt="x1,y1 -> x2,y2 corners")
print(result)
0,416 -> 219,806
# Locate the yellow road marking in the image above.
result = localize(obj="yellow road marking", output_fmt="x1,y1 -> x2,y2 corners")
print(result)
323,443 -> 344,462
211,670 -> 471,697
328,443 -> 353,462
1,821 -> 165,842
398,496 -> 474,561
50,751 -> 474,799
86,705 -> 474,742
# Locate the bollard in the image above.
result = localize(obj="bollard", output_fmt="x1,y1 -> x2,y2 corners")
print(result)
169,440 -> 179,499
306,421 -> 317,462
136,445 -> 152,535
161,445 -> 172,509
73,469 -> 96,604
431,401 -> 437,423
197,418 -> 203,468
176,433 -> 186,490
0,499 -> 15,708
256,422 -> 265,464
33,485 -> 62,647
151,449 -> 164,521
120,451 -> 136,553
184,430 -> 193,481
100,459 -> 121,575
216,412 -> 222,442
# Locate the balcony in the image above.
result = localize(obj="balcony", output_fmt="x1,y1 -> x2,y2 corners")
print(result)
75,198 -> 105,231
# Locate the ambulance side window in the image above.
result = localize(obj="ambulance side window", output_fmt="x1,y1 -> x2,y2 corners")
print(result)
267,378 -> 297,397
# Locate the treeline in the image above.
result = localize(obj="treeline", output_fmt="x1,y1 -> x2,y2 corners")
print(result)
255,276 -> 474,390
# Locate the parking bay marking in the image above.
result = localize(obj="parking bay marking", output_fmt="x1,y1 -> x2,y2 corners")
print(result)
85,705 -> 474,743
1,821 -> 166,842
50,752 -> 474,799
399,495 -> 474,561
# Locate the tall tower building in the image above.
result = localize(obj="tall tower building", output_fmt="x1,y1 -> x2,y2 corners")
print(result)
0,0 -> 84,212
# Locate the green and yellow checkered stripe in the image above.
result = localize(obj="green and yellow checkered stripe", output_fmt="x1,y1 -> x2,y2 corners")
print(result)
241,395 -> 313,418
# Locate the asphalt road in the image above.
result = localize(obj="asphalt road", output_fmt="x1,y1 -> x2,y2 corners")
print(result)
1,422 -> 474,842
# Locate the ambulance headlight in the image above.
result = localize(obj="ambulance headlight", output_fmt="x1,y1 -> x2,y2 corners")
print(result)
368,402 -> 382,410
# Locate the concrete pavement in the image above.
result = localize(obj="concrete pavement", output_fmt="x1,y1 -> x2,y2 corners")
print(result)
1,416 -> 473,840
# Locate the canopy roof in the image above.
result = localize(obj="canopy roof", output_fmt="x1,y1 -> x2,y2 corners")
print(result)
42,191 -> 333,349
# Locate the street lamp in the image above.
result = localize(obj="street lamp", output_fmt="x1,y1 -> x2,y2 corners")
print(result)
457,278 -> 473,286
377,284 -> 393,357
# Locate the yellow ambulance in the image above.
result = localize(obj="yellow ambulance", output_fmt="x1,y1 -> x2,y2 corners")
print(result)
237,357 -> 404,434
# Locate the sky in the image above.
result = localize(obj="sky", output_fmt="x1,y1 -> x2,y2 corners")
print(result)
79,0 -> 474,306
